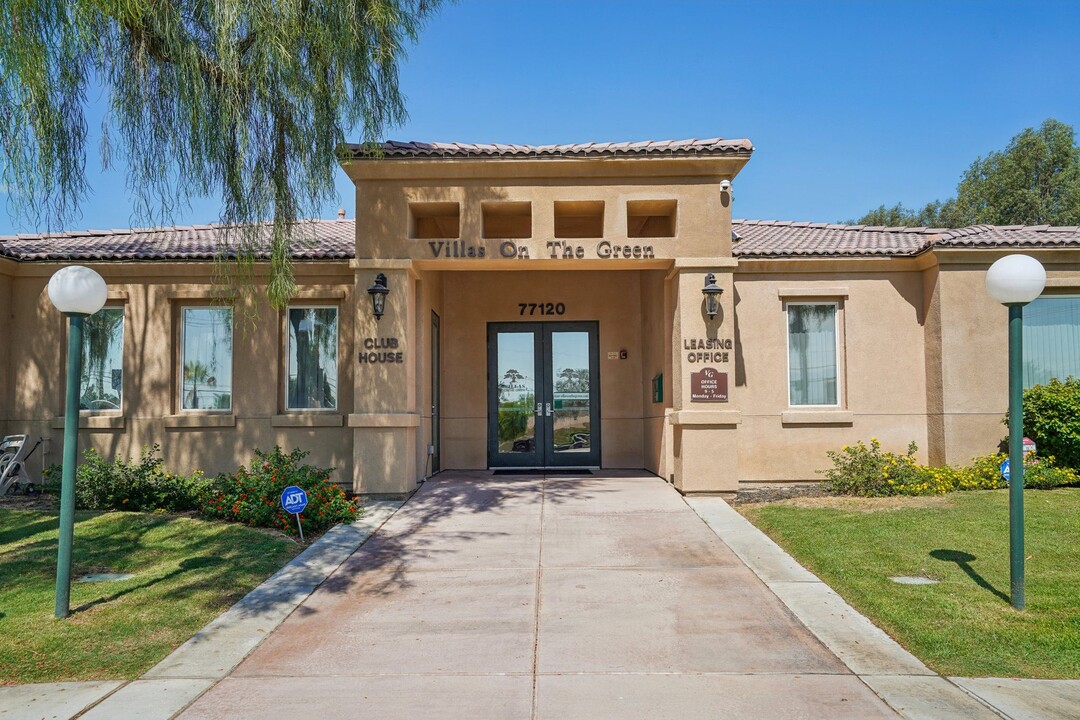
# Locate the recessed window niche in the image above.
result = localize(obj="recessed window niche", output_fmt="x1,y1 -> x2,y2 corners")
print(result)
627,199 -> 677,238
482,201 -> 532,239
409,202 -> 460,239
554,201 -> 605,238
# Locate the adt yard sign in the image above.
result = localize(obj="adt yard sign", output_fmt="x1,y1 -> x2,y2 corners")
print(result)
281,485 -> 308,540
1001,459 -> 1011,484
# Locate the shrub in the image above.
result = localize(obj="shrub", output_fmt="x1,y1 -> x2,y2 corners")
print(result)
70,444 -> 210,512
200,446 -> 359,536
821,440 -> 1079,497
819,438 -> 924,496
1014,378 -> 1080,471
1022,458 -> 1080,489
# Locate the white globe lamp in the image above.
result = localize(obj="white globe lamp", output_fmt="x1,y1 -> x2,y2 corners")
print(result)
985,254 -> 1046,306
48,265 -> 108,316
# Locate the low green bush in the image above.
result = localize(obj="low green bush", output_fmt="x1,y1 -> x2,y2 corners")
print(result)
819,438 -> 923,496
1015,378 -> 1080,471
67,444 -> 210,512
821,440 -> 1079,497
1023,458 -> 1080,489
199,446 -> 359,536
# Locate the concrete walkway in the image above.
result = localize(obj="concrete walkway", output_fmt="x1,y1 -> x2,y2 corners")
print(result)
177,472 -> 899,719
6,474 -> 1077,718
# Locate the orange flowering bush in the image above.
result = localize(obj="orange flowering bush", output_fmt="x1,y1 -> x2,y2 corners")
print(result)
200,446 -> 359,536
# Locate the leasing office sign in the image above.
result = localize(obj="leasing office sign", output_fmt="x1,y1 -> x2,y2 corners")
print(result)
690,368 -> 728,403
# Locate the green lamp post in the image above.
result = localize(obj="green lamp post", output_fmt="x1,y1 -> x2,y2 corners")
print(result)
985,253 -> 1046,611
47,265 -> 107,618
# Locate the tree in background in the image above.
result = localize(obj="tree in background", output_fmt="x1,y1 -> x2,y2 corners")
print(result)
852,119 -> 1080,228
0,0 -> 441,309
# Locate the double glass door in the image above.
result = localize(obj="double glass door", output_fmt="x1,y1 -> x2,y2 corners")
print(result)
487,322 -> 600,467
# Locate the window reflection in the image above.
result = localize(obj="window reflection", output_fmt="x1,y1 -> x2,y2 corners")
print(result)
788,304 -> 838,406
181,307 -> 233,410
287,307 -> 339,409
1024,296 -> 1080,388
80,307 -> 124,411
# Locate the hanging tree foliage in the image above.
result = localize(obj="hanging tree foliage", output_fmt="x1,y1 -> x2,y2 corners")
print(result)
0,0 -> 440,308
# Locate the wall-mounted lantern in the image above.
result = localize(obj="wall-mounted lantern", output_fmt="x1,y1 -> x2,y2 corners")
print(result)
702,273 -> 723,319
367,273 -> 389,320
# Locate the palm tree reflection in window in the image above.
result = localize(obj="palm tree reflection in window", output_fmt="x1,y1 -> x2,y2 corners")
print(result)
287,308 -> 338,409
80,308 -> 123,410
181,307 -> 233,410
183,361 -> 216,409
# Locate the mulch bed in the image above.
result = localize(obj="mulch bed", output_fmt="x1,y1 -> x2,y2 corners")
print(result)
729,484 -> 833,506
0,493 -> 59,512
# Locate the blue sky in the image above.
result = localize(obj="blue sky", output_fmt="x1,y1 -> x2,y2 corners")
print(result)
3,0 -> 1080,234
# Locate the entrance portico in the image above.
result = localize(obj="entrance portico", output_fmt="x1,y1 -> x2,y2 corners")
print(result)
341,139 -> 752,496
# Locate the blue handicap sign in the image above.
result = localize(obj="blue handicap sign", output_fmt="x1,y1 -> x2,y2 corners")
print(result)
281,485 -> 308,515
1001,459 -> 1011,483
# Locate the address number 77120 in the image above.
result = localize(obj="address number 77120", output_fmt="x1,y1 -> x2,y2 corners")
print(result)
519,302 -> 566,316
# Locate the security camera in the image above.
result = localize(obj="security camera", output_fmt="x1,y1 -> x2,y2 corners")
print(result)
719,179 -> 732,192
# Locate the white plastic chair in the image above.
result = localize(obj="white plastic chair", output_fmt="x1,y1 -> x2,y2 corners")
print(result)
0,435 -> 42,495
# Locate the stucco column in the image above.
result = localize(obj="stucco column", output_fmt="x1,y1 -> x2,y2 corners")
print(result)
349,260 -> 419,496
669,259 -> 740,494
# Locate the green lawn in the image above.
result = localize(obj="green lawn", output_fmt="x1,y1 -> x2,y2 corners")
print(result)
741,489 -> 1080,678
0,509 -> 300,684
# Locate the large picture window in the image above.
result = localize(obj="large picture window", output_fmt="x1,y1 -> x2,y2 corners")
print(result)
787,303 -> 839,406
286,307 -> 339,410
1023,295 -> 1080,388
180,307 -> 233,411
80,307 -> 124,411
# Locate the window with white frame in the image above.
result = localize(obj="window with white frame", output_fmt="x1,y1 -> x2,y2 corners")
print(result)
1023,295 -> 1080,388
286,306 -> 339,410
180,306 -> 233,411
79,307 -> 124,411
787,302 -> 839,406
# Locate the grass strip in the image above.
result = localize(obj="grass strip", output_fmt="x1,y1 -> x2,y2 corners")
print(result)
741,489 -> 1080,678
0,509 -> 299,684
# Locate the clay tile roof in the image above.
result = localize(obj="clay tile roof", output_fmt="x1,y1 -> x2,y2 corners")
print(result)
0,219 -> 354,262
932,224 -> 1080,249
732,220 -> 1080,257
344,137 -> 755,160
731,219 -> 933,257
6,218 -> 1080,264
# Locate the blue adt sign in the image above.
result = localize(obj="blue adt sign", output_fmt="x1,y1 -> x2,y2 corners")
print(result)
281,486 -> 308,515
1001,459 -> 1011,483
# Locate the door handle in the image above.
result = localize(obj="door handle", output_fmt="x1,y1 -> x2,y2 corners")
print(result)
546,402 -> 553,417
536,402 -> 543,416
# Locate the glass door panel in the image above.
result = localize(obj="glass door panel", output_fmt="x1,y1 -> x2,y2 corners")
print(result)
549,331 -> 592,458
488,325 -> 543,466
488,322 -> 600,468
431,311 -> 441,473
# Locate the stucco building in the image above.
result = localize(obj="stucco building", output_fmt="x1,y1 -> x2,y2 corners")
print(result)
2,137 -> 1079,496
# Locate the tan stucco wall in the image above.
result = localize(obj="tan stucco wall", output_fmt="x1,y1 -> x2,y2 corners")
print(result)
6,149 -> 1080,497
4,250 -> 1079,495
0,263 -> 14,432
1,262 -> 358,486
929,250 -> 1080,467
436,269 -> 660,470
639,270 -> 672,477
354,178 -> 733,263
731,262 -> 929,483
